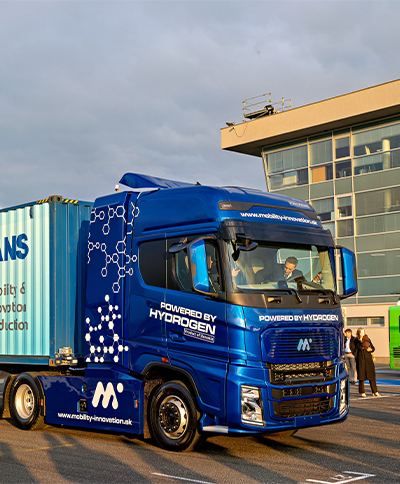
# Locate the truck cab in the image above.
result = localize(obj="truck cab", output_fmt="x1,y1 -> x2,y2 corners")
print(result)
80,174 -> 356,449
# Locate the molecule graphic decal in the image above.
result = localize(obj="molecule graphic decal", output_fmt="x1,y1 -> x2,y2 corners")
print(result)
84,194 -> 140,364
87,201 -> 139,293
85,295 -> 129,363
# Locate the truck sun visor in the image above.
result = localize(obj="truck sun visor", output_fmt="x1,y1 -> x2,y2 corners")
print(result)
119,173 -> 194,190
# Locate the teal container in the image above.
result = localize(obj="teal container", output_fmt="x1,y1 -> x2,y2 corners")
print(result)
0,196 -> 93,364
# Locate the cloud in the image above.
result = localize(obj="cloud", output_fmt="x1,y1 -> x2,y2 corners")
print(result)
0,0 -> 399,208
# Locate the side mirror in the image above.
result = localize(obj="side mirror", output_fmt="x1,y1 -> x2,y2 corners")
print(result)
189,239 -> 210,293
232,235 -> 258,261
338,246 -> 357,298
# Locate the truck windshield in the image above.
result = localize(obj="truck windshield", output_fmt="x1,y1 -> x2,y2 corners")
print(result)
227,241 -> 335,294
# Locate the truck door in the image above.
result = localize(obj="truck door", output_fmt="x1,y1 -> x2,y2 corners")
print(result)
164,236 -> 228,417
127,236 -> 168,370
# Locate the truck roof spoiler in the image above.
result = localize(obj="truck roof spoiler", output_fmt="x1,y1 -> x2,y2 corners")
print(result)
119,173 -> 196,190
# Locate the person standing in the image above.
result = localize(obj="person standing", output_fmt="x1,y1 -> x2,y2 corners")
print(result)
344,329 -> 357,384
354,327 -> 380,397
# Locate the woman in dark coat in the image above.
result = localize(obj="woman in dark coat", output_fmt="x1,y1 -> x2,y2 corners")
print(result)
355,327 -> 380,397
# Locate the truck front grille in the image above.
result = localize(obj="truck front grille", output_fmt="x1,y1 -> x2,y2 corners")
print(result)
272,383 -> 336,399
269,361 -> 335,385
273,396 -> 334,418
261,328 -> 337,361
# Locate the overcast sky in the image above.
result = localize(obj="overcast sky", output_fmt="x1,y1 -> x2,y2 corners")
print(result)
1,0 -> 399,208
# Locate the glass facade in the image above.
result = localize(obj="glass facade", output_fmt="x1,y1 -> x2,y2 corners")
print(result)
262,117 -> 400,305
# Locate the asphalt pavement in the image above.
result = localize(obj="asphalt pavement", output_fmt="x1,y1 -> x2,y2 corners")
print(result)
374,363 -> 400,387
0,365 -> 399,483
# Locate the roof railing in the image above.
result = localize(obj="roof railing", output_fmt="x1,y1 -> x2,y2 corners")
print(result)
243,93 -> 292,121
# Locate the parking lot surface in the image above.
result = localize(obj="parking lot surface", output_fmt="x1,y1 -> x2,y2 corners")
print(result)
0,367 -> 399,483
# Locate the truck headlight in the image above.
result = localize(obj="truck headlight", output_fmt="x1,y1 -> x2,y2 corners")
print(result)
241,386 -> 264,426
339,378 -> 348,415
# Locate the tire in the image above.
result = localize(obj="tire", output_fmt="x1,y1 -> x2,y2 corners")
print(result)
149,381 -> 204,451
9,374 -> 45,430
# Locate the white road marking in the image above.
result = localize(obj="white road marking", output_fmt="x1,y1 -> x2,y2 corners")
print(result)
152,473 -> 213,484
305,470 -> 375,483
350,393 -> 400,400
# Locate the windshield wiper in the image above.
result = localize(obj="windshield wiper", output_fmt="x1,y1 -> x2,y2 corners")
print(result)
276,280 -> 302,303
287,288 -> 303,304
294,276 -> 338,304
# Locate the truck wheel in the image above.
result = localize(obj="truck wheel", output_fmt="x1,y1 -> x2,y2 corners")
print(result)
9,374 -> 44,430
149,381 -> 203,451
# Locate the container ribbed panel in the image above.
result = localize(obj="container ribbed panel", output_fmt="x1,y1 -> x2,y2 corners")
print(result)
0,203 -> 50,356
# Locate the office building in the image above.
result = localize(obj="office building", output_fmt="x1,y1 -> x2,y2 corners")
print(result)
221,80 -> 400,360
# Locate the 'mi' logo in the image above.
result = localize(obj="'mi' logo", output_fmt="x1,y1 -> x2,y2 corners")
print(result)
92,382 -> 124,409
297,338 -> 312,351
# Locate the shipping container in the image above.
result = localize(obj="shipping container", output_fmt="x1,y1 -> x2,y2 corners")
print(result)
0,196 -> 93,365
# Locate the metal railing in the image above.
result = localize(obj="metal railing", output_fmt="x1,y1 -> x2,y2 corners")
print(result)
242,93 -> 292,121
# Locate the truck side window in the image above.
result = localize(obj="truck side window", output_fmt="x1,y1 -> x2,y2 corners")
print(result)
139,239 -> 167,288
205,242 -> 220,293
175,250 -> 191,291
170,238 -> 222,293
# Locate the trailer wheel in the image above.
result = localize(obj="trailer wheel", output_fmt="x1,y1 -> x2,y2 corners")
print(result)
149,381 -> 203,451
9,374 -> 44,430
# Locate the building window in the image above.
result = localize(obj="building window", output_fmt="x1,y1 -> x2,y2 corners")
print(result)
264,145 -> 309,190
355,187 -> 400,216
370,317 -> 385,326
337,219 -> 354,237
356,251 -> 400,277
307,139 -> 333,183
311,198 -> 334,221
346,317 -> 385,327
268,168 -> 308,189
353,122 -> 400,174
356,212 -> 400,235
311,164 -> 333,183
335,159 -> 352,178
265,145 -> 308,173
353,128 -> 382,156
353,152 -> 383,175
335,137 -> 350,159
346,317 -> 367,327
337,196 -> 352,218
310,139 -> 332,166
358,276 -> 400,297
353,122 -> 400,156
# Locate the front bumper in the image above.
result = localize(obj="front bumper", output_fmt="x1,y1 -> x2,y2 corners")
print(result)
202,360 -> 349,435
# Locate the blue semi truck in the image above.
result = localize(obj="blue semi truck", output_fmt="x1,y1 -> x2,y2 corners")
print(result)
0,173 -> 357,451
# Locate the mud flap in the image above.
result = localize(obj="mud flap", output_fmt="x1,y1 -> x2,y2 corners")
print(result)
0,371 -> 11,416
